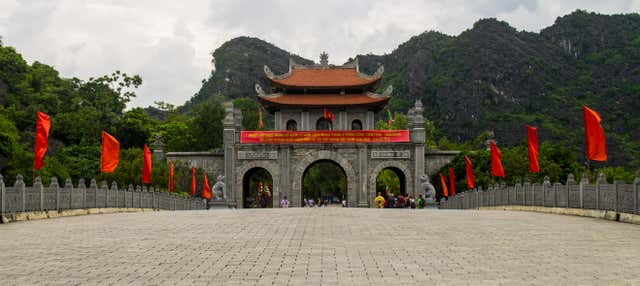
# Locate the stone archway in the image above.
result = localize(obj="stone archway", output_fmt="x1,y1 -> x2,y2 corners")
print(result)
291,152 -> 357,207
235,161 -> 280,208
368,161 -> 413,206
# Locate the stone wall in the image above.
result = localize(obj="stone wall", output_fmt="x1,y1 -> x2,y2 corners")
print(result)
440,173 -> 640,216
0,174 -> 206,217
424,150 -> 459,176
166,151 -> 225,178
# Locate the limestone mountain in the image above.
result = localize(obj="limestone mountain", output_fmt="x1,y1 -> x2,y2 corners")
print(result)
188,10 -> 640,168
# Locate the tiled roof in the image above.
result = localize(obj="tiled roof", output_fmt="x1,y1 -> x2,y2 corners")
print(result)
269,68 -> 379,87
257,93 -> 390,109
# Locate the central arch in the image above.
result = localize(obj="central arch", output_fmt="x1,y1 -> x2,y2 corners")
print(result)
292,152 -> 357,207
302,160 -> 347,206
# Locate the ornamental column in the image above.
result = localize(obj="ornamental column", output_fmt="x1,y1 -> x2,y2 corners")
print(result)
223,102 -> 238,207
410,100 -> 426,198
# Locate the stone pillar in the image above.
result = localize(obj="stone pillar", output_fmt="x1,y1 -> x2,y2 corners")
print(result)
279,146 -> 291,207
301,110 -> 310,130
409,100 -> 425,199
339,110 -> 347,131
223,102 -> 237,208
357,145 -> 369,207
152,134 -> 165,161
366,111 -> 374,130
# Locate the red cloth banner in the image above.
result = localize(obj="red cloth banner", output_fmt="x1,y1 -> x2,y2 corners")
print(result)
240,130 -> 410,144
168,160 -> 174,193
100,131 -> 120,173
526,125 -> 539,173
202,174 -> 212,200
142,144 -> 152,184
464,155 -> 474,189
190,167 -> 196,196
448,167 -> 456,197
490,141 -> 505,178
33,112 -> 51,171
583,106 -> 607,161
439,173 -> 449,198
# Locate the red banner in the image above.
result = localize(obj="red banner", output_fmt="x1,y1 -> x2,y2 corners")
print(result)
240,130 -> 410,144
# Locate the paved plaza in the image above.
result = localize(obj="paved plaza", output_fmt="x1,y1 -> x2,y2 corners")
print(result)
0,208 -> 639,285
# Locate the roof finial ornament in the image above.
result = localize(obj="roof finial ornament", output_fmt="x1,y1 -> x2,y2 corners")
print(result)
320,51 -> 329,66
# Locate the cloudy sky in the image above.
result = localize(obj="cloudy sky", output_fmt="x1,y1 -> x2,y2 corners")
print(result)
0,0 -> 638,108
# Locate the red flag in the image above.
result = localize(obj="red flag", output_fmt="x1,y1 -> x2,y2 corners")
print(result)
439,173 -> 449,197
464,155 -> 474,189
323,108 -> 335,124
33,112 -> 51,171
190,167 -> 196,196
583,106 -> 607,161
490,141 -> 505,178
168,160 -> 174,192
202,173 -> 212,200
100,131 -> 120,173
448,167 -> 456,196
526,126 -> 539,173
142,144 -> 152,184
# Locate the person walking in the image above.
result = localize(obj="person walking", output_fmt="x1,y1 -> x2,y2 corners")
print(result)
417,194 -> 425,209
374,192 -> 385,208
396,193 -> 405,208
280,196 -> 289,208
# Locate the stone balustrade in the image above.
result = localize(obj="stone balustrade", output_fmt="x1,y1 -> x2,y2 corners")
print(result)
0,174 -> 207,217
440,173 -> 640,217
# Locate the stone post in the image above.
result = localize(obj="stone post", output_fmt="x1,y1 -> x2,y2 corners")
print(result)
79,179 -> 86,209
614,180 -> 621,213
65,178 -> 73,210
34,176 -> 44,211
90,179 -> 98,208
51,177 -> 59,211
101,181 -> 109,208
566,174 -> 575,208
596,172 -> 606,210
543,176 -> 550,207
0,175 -> 4,215
110,182 -> 118,208
523,179 -> 530,206
136,185 -> 142,208
634,172 -> 639,215
579,173 -> 587,209
357,145 -> 369,208
16,175 -> 26,213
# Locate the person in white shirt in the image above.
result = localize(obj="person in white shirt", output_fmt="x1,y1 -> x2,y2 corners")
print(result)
280,196 -> 289,208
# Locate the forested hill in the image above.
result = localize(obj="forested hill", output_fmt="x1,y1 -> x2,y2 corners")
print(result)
190,10 -> 640,168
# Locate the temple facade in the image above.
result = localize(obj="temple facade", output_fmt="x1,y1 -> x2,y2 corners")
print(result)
167,54 -> 458,208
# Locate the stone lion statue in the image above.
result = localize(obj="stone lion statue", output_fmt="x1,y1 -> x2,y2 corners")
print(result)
420,174 -> 437,206
212,175 -> 225,200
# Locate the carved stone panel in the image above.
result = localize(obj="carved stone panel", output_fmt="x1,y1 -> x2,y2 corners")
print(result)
237,151 -> 278,160
371,150 -> 410,159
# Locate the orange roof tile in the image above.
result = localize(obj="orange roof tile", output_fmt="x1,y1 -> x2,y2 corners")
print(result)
270,68 -> 379,87
258,93 -> 390,111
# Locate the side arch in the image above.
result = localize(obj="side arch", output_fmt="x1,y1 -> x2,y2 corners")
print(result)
235,161 -> 281,208
291,152 -> 357,207
368,161 -> 413,206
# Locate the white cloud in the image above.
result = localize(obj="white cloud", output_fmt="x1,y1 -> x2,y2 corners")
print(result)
0,0 -> 637,108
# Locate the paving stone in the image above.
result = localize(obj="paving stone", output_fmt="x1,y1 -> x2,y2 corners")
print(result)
0,209 -> 638,285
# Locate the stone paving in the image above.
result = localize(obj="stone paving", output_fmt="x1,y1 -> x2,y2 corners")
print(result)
0,208 -> 639,285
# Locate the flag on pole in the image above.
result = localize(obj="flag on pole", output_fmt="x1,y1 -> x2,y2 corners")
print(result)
526,125 -> 539,173
387,110 -> 394,128
258,108 -> 264,129
168,160 -> 174,193
202,173 -> 212,200
323,108 -> 335,124
142,144 -> 152,184
465,155 -> 474,189
583,106 -> 607,161
33,112 -> 51,171
100,131 -> 120,173
448,167 -> 456,197
190,167 -> 196,196
439,173 -> 449,198
490,141 -> 505,178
